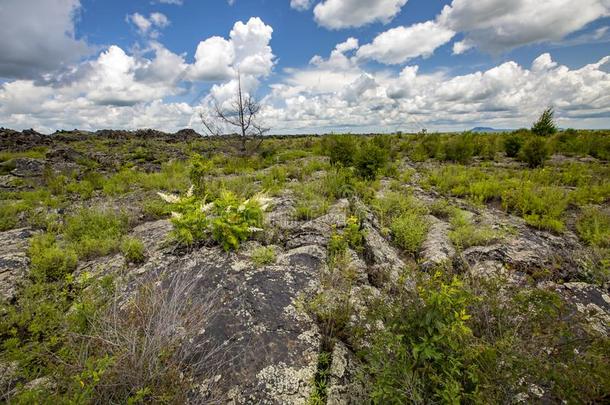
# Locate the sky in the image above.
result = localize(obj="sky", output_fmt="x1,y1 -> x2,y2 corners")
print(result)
0,0 -> 609,134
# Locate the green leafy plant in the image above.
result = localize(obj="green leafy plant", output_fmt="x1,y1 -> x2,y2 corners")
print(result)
390,211 -> 429,256
159,187 -> 269,250
326,135 -> 358,167
448,208 -> 500,250
366,273 -> 477,403
211,191 -> 266,251
189,154 -> 212,196
442,133 -> 475,164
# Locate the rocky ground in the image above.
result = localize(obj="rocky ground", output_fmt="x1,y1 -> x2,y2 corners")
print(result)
1,129 -> 608,403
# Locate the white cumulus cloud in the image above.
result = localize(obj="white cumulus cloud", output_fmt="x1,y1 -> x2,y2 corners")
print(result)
0,0 -> 90,79
187,17 -> 275,81
356,21 -> 455,64
438,0 -> 610,53
314,0 -> 408,29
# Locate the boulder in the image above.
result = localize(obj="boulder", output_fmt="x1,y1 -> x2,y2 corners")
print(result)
0,228 -> 34,302
10,158 -> 46,177
420,215 -> 455,270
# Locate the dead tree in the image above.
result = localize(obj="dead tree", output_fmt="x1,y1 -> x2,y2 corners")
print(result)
200,72 -> 269,155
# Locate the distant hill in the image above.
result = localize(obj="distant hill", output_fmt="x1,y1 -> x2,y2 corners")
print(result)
470,127 -> 513,133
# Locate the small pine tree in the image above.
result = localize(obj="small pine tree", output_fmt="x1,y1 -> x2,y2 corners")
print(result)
531,108 -> 558,137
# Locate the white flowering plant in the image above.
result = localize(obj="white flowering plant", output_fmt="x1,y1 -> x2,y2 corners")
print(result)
158,186 -> 271,250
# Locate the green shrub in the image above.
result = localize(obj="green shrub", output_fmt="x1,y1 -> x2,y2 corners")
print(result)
420,134 -> 442,160
64,208 -> 129,259
354,141 -> 389,179
576,207 -> 610,248
294,199 -> 329,221
373,191 -> 427,228
502,184 -> 568,233
189,154 -> 212,195
120,236 -> 146,264
103,168 -> 141,195
366,273 -> 477,403
326,135 -> 357,167
171,207 -> 209,246
29,234 -> 78,281
448,209 -> 500,250
520,136 -> 549,168
503,134 -> 524,157
390,211 -> 429,256
251,246 -> 276,267
343,216 -> 365,252
0,201 -> 26,231
531,107 -> 558,137
442,133 -> 474,164
323,168 -> 356,200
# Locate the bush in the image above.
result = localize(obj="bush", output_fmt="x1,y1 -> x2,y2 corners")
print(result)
189,154 -> 212,195
519,136 -> 549,168
502,183 -> 568,233
442,133 -> 474,164
354,140 -> 389,179
531,107 -> 558,137
29,234 -> 78,281
390,211 -> 429,256
323,168 -> 356,200
366,273 -> 476,403
120,236 -> 146,264
141,198 -> 172,219
503,134 -> 524,157
326,135 -> 357,167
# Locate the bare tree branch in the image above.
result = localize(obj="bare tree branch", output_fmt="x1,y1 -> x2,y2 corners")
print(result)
199,71 -> 269,155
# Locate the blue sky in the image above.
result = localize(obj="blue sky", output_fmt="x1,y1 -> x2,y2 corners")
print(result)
1,0 -> 609,133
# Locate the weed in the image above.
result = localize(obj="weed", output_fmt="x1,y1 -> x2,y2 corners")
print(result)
160,188 -> 268,250
391,211 -> 429,256
64,208 -> 129,259
326,135 -> 357,167
120,236 -> 146,264
576,207 -> 610,248
442,133 -> 474,164
448,209 -> 500,250
28,234 -> 78,281
366,273 -> 477,403
251,246 -> 276,267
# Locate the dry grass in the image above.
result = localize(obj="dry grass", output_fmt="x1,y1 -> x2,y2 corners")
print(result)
69,273 -> 233,403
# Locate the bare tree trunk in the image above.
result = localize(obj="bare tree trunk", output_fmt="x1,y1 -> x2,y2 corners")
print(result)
200,71 -> 269,156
